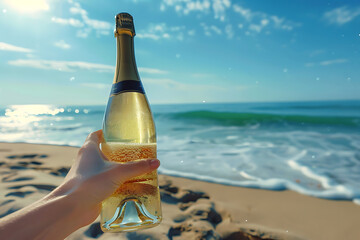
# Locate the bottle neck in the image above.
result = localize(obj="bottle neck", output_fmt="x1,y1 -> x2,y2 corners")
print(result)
113,33 -> 140,83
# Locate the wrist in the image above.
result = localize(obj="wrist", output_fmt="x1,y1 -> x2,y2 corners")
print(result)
0,186 -> 90,240
47,179 -> 101,229
39,192 -> 85,239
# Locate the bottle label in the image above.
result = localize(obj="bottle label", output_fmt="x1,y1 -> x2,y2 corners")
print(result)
111,80 -> 145,95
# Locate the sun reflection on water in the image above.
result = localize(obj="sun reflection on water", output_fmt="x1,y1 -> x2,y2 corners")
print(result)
0,104 -> 98,146
2,104 -> 64,129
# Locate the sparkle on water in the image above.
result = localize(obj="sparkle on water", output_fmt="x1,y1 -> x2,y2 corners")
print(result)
1,105 -> 64,131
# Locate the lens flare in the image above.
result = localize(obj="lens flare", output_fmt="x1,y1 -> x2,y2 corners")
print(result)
4,0 -> 49,13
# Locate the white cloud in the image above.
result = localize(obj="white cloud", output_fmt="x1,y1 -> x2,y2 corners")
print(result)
324,6 -> 360,25
309,49 -> 326,57
248,18 -> 269,33
160,0 -> 211,14
184,0 -> 211,15
200,23 -> 211,36
137,23 -> 190,41
52,0 -> 112,38
200,23 -> 225,36
320,59 -> 348,66
139,67 -> 168,74
54,40 -> 71,49
305,58 -> 348,67
188,30 -> 196,36
81,83 -> 108,89
161,0 -> 231,21
144,78 -> 184,89
0,42 -> 33,53
161,1 -> 298,39
213,0 -> 231,21
248,24 -> 261,33
211,25 -> 222,35
76,28 -> 92,38
225,24 -> 234,39
191,73 -> 215,78
8,58 -> 169,75
233,4 -> 298,34
305,62 -> 315,67
233,5 -> 252,21
143,77 -> 224,91
137,33 -> 161,40
51,17 -> 84,27
8,59 -> 114,72
271,16 -> 294,30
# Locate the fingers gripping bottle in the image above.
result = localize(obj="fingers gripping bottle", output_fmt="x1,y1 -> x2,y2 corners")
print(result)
100,13 -> 162,232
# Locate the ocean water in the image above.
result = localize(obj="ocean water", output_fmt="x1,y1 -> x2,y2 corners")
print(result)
0,101 -> 359,204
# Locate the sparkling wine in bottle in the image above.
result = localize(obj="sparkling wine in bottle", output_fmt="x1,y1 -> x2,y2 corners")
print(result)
100,12 -> 162,232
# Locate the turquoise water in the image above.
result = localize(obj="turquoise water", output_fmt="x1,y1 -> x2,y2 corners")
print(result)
0,100 -> 359,203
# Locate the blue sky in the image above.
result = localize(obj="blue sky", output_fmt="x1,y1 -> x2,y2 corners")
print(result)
0,0 -> 359,105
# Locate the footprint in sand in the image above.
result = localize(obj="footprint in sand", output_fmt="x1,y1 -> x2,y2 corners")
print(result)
2,175 -> 34,182
8,184 -> 57,192
50,167 -> 70,177
159,178 -> 226,240
29,161 -> 43,165
168,199 -> 225,240
173,200 -> 222,226
159,178 -> 277,240
9,165 -> 28,170
4,154 -> 46,170
6,154 -> 48,159
3,153 -> 69,177
5,191 -> 34,198
160,179 -> 209,205
168,219 -> 222,240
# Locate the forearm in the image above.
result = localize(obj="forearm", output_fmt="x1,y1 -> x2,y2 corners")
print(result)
0,130 -> 160,239
0,185 -> 85,240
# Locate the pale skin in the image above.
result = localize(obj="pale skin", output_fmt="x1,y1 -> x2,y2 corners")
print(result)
0,130 -> 160,240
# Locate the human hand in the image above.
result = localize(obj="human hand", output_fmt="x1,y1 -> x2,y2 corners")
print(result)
49,130 -> 160,227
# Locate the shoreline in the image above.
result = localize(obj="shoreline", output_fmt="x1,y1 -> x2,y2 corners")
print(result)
1,142 -> 359,239
2,141 -> 358,204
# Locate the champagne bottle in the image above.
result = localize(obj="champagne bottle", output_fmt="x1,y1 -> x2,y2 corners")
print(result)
100,12 -> 162,232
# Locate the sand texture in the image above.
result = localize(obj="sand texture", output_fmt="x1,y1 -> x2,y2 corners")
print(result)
0,143 -> 359,240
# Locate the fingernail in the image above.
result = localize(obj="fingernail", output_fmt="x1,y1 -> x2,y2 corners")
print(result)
149,159 -> 159,167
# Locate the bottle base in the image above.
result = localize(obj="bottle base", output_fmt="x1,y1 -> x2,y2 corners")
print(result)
101,197 -> 162,232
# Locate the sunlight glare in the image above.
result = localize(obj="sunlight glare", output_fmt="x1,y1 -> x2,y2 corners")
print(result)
2,105 -> 62,128
5,0 -> 49,13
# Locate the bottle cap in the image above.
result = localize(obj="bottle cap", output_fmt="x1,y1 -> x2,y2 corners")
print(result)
115,13 -> 135,37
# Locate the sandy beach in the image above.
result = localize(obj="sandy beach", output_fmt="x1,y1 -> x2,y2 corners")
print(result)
0,142 -> 359,240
